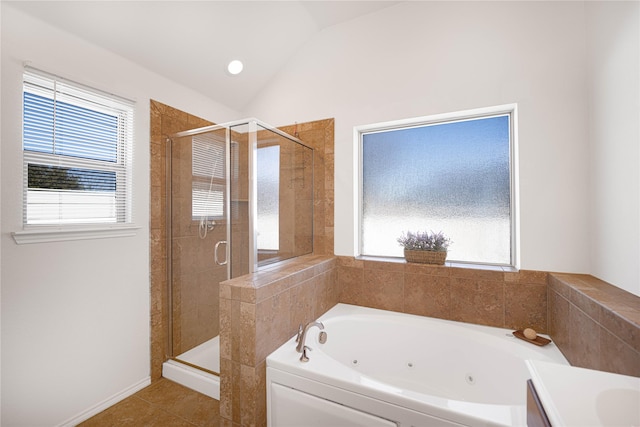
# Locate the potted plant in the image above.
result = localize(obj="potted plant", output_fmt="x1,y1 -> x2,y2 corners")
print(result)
397,230 -> 451,265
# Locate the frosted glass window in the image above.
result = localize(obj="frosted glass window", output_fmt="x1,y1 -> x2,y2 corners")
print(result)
360,111 -> 513,265
257,145 -> 280,251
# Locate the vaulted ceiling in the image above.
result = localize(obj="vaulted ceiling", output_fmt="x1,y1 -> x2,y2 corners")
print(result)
9,1 -> 401,111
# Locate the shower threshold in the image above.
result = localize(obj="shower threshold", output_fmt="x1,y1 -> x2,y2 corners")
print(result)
162,336 -> 220,399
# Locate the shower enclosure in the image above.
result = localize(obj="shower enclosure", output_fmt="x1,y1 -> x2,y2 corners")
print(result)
162,119 -> 314,398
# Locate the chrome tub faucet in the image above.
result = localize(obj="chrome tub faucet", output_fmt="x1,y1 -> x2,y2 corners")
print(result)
295,321 -> 327,362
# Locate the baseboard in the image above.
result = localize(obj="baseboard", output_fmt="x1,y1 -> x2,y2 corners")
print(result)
56,377 -> 151,427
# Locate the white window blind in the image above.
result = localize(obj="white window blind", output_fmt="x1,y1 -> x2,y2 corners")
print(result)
192,133 -> 225,219
22,68 -> 134,225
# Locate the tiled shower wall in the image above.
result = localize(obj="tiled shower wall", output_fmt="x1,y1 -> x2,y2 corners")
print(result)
150,100 -> 215,379
149,106 -> 335,382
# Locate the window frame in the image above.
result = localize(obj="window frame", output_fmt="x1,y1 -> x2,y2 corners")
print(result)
13,67 -> 138,244
356,104 -> 519,269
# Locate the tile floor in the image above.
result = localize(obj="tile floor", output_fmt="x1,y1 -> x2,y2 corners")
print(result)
78,379 -> 220,426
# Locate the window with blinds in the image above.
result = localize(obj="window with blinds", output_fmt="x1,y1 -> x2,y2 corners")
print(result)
22,68 -> 134,225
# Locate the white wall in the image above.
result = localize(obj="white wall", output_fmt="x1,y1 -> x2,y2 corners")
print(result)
0,5 -> 239,426
247,1 -> 591,275
586,1 -> 640,296
0,4 -> 3,423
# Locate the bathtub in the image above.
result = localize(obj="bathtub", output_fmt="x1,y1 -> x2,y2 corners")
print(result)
266,303 -> 569,427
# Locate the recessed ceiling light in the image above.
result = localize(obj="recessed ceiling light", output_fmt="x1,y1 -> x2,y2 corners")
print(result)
227,60 -> 243,75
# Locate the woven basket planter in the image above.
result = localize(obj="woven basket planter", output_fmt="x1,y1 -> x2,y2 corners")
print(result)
403,249 -> 447,265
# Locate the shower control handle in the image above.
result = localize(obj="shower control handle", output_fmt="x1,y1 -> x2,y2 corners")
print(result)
214,240 -> 228,266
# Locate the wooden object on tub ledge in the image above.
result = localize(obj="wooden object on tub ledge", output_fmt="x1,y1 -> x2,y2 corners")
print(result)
513,329 -> 552,346
403,249 -> 447,265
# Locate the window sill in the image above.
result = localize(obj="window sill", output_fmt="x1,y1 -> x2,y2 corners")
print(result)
355,255 -> 518,272
12,225 -> 141,245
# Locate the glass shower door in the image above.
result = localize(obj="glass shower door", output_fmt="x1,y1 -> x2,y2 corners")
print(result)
168,127 -> 229,374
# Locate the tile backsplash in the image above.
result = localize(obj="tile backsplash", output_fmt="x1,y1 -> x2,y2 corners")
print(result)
338,257 -> 549,333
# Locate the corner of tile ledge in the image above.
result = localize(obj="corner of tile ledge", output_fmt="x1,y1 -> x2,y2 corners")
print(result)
548,272 -> 640,314
222,255 -> 337,287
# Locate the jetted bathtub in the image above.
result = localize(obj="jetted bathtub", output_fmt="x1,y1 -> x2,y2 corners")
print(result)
266,303 -> 569,427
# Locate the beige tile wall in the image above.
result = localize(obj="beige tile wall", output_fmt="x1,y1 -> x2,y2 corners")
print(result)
149,100 -> 214,379
548,273 -> 640,377
219,255 -> 337,427
338,257 -> 549,332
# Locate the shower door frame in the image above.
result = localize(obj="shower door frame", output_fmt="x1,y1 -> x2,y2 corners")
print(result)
165,124 -> 229,371
167,118 -> 313,363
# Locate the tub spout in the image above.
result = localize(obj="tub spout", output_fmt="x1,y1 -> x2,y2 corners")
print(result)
295,321 -> 324,353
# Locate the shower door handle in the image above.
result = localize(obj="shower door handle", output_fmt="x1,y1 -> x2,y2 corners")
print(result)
214,240 -> 228,266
